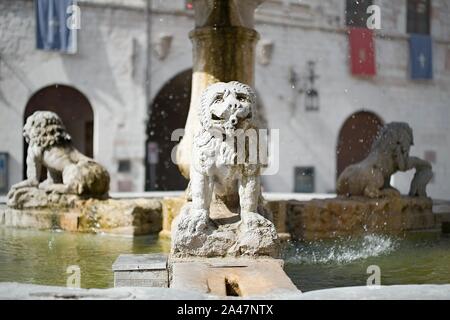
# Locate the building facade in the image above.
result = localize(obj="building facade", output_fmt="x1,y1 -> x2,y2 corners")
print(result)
0,0 -> 449,199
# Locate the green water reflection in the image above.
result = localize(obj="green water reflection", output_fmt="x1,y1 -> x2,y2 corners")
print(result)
0,227 -> 170,289
0,227 -> 449,291
284,234 -> 450,292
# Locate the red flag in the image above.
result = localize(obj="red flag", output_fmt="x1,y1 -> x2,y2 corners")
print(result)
349,27 -> 376,76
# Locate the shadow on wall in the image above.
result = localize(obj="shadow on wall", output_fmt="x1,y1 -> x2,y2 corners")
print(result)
60,7 -> 127,113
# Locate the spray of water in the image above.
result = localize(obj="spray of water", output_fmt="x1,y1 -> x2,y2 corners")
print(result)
284,234 -> 399,265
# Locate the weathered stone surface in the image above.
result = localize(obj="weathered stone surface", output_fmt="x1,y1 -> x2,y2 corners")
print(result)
113,254 -> 168,288
1,196 -> 162,236
287,196 -> 437,241
159,197 -> 187,239
6,187 -> 80,209
160,196 -> 289,241
170,257 -> 299,297
112,254 -> 168,271
298,285 -> 450,300
0,282 -> 210,300
433,200 -> 450,235
2,282 -> 449,300
172,203 -> 279,258
266,200 -> 291,241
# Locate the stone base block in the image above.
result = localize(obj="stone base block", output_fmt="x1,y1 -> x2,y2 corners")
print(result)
169,257 -> 299,297
1,193 -> 162,235
171,203 -> 279,258
287,196 -> 438,240
112,254 -> 168,288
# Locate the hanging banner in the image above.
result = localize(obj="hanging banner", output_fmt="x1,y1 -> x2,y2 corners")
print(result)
0,152 -> 8,194
35,0 -> 78,54
349,27 -> 376,76
409,34 -> 433,80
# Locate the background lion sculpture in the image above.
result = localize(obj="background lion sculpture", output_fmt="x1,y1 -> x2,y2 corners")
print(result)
337,122 -> 432,198
171,81 -> 278,257
8,111 -> 110,202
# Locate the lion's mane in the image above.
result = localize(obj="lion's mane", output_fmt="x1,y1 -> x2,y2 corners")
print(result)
199,81 -> 257,131
24,111 -> 72,149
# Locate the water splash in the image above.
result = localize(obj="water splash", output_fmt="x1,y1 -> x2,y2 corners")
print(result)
285,234 -> 399,265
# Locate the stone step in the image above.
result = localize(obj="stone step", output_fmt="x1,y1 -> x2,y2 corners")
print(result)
112,254 -> 169,288
169,257 -> 300,297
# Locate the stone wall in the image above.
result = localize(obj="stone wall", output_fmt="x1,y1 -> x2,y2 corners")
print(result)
286,196 -> 438,241
1,197 -> 162,235
0,195 -> 445,239
156,196 -> 441,241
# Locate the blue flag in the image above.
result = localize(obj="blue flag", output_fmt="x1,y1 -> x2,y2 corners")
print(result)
409,34 -> 433,80
36,0 -> 77,53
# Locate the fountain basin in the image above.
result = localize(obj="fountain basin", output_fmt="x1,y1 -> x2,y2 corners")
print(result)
1,193 -> 445,240
285,196 -> 438,240
0,282 -> 448,300
1,225 -> 449,293
1,197 -> 161,236
157,195 -> 442,241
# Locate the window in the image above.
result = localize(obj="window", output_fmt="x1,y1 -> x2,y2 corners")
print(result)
118,160 -> 131,173
294,167 -> 315,193
346,0 -> 373,27
407,0 -> 431,34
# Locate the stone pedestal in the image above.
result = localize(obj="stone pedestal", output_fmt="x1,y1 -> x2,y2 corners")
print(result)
169,257 -> 299,297
110,254 -> 300,297
287,196 -> 438,240
159,197 -> 291,241
1,188 -> 162,235
171,202 -> 279,258
112,254 -> 168,288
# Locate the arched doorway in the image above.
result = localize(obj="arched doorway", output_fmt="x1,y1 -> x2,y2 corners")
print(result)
336,111 -> 383,179
145,69 -> 191,191
23,84 -> 94,179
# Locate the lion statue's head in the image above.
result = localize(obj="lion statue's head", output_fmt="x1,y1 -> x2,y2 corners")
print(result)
23,111 -> 72,148
199,81 -> 257,136
371,122 -> 414,171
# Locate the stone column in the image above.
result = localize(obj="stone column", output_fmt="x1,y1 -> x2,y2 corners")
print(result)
176,0 -> 263,178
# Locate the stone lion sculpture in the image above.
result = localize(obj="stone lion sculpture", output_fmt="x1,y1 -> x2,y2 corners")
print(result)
337,122 -> 432,198
171,81 -> 278,257
8,111 -> 110,204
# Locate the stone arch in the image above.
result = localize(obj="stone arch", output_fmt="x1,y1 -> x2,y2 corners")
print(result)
336,110 -> 384,179
145,69 -> 192,191
23,84 -> 94,179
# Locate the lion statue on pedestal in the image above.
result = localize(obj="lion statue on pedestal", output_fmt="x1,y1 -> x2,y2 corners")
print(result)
337,122 -> 432,198
188,81 -> 266,230
171,81 -> 278,257
8,111 -> 110,204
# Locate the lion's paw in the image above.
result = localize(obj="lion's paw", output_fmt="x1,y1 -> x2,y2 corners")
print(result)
183,209 -> 209,234
240,211 -> 267,230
